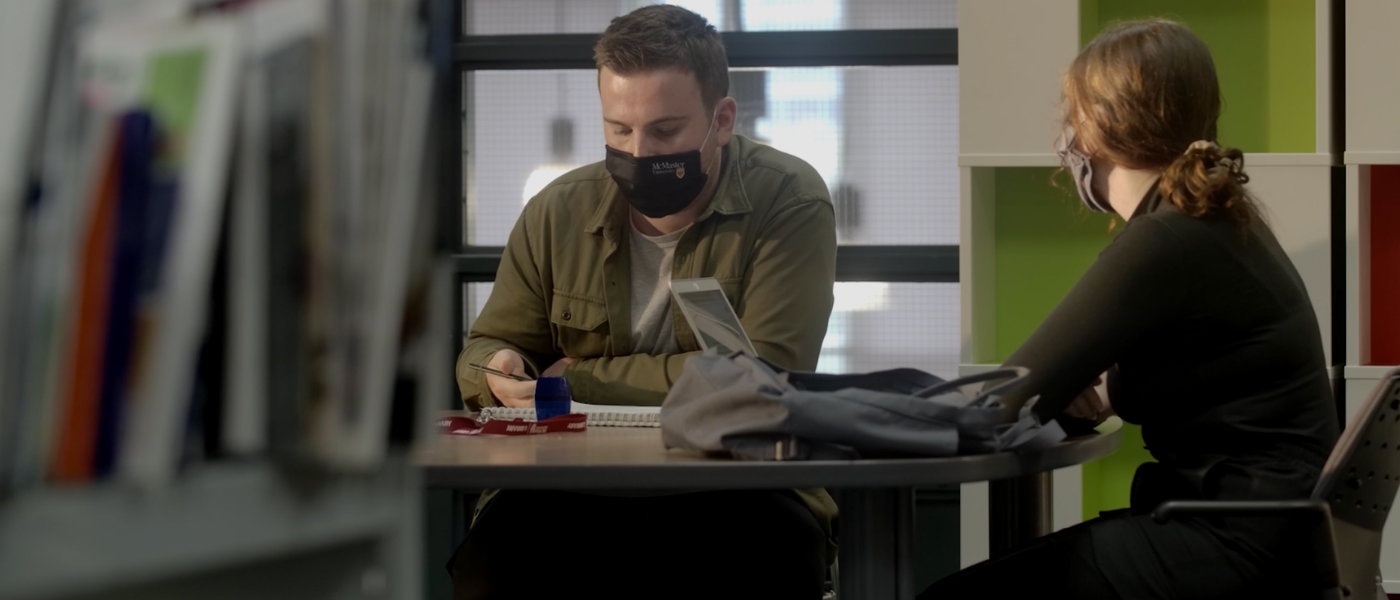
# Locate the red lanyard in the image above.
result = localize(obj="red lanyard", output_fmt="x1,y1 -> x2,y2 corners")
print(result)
437,413 -> 587,436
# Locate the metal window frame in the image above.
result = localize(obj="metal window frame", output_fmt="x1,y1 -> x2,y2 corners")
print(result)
456,29 -> 956,70
447,2 -> 961,340
455,245 -> 957,284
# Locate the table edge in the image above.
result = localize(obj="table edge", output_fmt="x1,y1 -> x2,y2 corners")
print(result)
421,428 -> 1123,490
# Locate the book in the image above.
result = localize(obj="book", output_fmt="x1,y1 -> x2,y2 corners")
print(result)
1,0 -> 439,489
21,0 -> 104,490
335,60 -> 434,467
301,0 -> 369,465
69,14 -> 245,486
303,0 -> 435,468
224,20 -> 272,458
50,118 -> 123,483
94,111 -> 162,478
0,0 -> 61,493
479,403 -> 662,428
225,0 -> 328,458
263,35 -> 319,460
227,0 -> 435,468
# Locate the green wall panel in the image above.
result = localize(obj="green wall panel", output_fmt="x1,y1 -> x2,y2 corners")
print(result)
1079,0 -> 1316,153
1080,422 -> 1147,520
992,167 -> 1115,363
990,167 -> 1152,517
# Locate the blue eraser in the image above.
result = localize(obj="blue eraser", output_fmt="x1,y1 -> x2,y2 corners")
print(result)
534,376 -> 572,421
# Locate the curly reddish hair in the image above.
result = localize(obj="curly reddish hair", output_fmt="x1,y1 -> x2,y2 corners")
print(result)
1061,19 -> 1256,226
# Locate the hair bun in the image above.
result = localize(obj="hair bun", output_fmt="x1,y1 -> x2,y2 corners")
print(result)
1159,140 -> 1252,224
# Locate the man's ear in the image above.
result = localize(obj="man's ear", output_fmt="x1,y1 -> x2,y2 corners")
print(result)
713,96 -> 738,147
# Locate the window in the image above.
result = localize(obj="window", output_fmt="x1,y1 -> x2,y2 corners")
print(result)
454,0 -> 960,377
465,65 -> 958,247
820,283 -> 960,378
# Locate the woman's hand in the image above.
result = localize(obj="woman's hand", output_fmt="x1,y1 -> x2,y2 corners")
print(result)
1064,374 -> 1113,424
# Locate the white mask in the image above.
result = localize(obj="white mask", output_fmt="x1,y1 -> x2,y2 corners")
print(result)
1056,126 -> 1113,213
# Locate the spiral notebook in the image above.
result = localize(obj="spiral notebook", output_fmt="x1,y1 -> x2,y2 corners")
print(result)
479,402 -> 660,428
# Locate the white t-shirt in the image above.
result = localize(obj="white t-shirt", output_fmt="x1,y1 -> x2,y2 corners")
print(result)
628,224 -> 688,355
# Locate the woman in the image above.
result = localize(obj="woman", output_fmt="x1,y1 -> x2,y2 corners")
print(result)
920,19 -> 1340,598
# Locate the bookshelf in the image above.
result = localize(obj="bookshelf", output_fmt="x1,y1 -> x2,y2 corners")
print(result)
958,0 -> 1340,567
0,460 -> 420,600
0,0 -> 453,597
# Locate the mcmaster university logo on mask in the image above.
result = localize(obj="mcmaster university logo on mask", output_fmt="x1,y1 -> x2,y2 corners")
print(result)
653,161 -> 687,179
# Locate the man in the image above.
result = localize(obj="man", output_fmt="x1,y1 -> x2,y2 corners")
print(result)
452,5 -> 837,598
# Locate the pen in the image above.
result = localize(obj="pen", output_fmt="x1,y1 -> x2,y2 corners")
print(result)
466,362 -> 534,382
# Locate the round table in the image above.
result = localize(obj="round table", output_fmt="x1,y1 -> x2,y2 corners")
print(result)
417,421 -> 1123,599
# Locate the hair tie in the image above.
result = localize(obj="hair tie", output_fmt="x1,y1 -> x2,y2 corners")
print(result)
1187,140 -> 1219,154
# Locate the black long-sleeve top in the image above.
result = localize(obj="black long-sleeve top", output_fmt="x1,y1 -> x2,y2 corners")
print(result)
1003,185 -> 1340,505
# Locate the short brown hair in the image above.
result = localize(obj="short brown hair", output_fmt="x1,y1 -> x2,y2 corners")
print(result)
594,5 -> 730,110
1062,19 -> 1256,226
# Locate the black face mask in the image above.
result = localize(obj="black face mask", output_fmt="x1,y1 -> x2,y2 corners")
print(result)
605,113 -> 718,218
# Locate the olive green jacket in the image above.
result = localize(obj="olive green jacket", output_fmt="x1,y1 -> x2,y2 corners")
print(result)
456,134 -> 839,562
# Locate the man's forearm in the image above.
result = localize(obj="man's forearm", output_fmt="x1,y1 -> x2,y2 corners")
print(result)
563,351 -> 702,406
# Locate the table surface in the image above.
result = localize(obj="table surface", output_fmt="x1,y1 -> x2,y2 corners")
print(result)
417,416 -> 1123,490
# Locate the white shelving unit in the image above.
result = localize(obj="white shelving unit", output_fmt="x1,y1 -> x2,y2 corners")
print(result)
1246,164 -> 1335,363
1342,2 -> 1400,591
0,459 -> 420,600
1344,0 -> 1400,167
957,0 -> 1081,566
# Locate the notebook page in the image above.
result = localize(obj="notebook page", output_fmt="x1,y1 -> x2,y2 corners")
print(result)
479,402 -> 660,427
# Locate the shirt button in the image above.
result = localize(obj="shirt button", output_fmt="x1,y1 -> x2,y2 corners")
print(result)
562,311 -> 572,321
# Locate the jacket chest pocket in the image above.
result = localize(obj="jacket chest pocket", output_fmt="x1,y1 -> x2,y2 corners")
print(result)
550,292 -> 611,357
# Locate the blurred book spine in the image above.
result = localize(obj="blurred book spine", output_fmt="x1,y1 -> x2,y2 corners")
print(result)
0,0 -> 441,494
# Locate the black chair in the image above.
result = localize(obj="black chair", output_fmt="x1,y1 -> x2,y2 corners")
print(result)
1154,368 -> 1400,599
